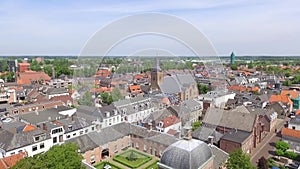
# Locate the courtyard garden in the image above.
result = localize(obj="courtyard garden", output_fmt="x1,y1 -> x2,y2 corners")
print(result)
113,149 -> 152,168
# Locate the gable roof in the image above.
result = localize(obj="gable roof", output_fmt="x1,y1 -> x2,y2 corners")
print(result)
281,127 -> 300,139
203,106 -> 256,132
0,152 -> 26,169
281,90 -> 299,99
161,115 -> 180,128
269,94 -> 293,105
17,71 -> 51,85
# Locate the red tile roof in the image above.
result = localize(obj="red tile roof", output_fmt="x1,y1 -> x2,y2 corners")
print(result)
50,95 -> 74,105
23,124 -> 36,132
129,85 -> 142,93
281,127 -> 300,139
94,69 -> 111,78
90,87 -> 113,93
281,90 -> 299,99
17,71 -> 51,85
161,115 -> 180,128
269,94 -> 293,105
0,152 -> 26,169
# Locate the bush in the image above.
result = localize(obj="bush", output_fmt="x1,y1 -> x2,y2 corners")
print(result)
276,149 -> 284,156
276,141 -> 290,152
284,151 -> 298,160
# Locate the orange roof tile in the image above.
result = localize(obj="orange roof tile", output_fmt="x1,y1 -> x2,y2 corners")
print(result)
162,97 -> 170,105
50,95 -> 74,105
129,85 -> 142,93
17,71 -> 51,85
269,94 -> 293,105
281,127 -> 300,139
1,152 -> 26,169
23,124 -> 36,132
281,90 -> 299,99
0,159 -> 8,169
95,69 -> 111,78
296,110 -> 300,115
161,115 -> 180,128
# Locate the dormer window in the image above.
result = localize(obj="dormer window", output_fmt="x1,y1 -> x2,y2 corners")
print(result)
113,109 -> 118,115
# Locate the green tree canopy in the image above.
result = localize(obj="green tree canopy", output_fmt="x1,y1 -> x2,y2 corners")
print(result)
226,149 -> 256,169
276,141 -> 290,152
197,83 -> 209,94
111,88 -> 123,102
13,142 -> 84,169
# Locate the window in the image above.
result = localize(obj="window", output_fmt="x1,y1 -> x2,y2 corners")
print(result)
52,128 -> 63,134
80,131 -> 83,135
144,145 -> 147,151
32,145 -> 38,151
136,142 -> 139,149
85,129 -> 88,133
53,137 -> 57,144
293,126 -> 296,130
66,135 -> 70,139
18,150 -> 23,153
40,143 -> 45,149
73,133 -> 77,136
10,152 -> 15,155
91,127 -> 95,131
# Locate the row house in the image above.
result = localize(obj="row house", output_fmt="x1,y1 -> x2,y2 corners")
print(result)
0,106 -> 96,158
281,115 -> 300,152
113,96 -> 154,123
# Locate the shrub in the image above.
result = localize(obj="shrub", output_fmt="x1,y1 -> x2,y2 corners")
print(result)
276,149 -> 284,156
276,141 -> 290,152
284,151 -> 298,160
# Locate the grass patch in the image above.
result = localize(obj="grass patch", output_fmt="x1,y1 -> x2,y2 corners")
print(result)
94,161 -> 122,169
145,160 -> 159,169
113,149 -> 152,168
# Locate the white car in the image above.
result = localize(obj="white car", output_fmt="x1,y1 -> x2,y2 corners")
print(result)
1,117 -> 12,123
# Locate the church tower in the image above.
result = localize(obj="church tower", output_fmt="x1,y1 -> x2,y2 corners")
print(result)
150,58 -> 163,91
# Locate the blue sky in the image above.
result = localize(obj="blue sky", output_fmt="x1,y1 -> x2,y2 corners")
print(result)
0,0 -> 299,56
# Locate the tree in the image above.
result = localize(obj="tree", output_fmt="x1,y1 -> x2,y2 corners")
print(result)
13,142 -> 84,169
78,91 -> 93,106
111,88 -> 123,102
248,62 -> 254,69
197,83 -> 209,94
30,60 -> 42,71
257,157 -> 268,169
283,80 -> 292,86
231,64 -> 238,70
226,149 -> 255,169
276,141 -> 290,152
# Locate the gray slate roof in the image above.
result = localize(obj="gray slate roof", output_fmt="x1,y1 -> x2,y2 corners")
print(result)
192,126 -> 223,144
221,129 -> 252,144
209,145 -> 229,169
160,139 -> 213,169
203,106 -> 256,132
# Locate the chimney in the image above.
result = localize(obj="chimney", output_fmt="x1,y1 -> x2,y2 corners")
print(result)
42,123 -> 47,131
208,136 -> 214,145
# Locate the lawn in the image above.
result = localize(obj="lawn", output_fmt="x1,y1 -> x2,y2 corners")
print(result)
113,149 -> 152,168
145,160 -> 159,169
94,161 -> 122,169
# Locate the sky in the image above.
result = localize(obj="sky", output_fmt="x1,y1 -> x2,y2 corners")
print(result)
0,0 -> 299,56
